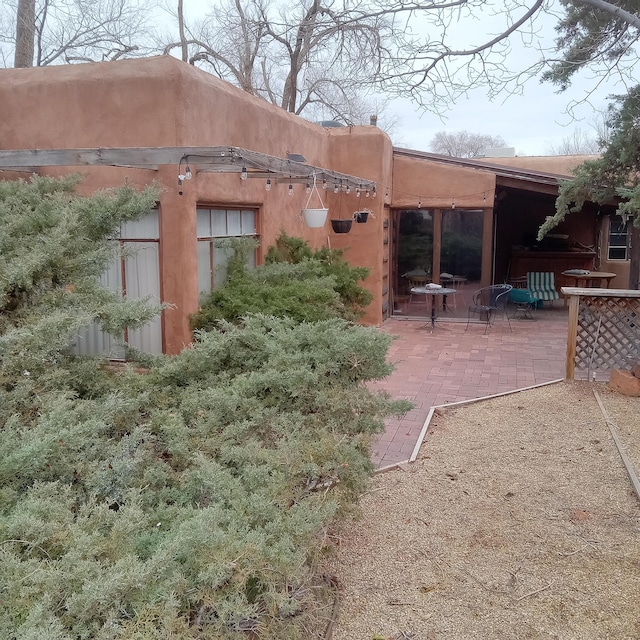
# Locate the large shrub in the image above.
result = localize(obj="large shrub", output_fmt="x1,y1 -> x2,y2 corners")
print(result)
0,178 -> 409,639
190,233 -> 373,329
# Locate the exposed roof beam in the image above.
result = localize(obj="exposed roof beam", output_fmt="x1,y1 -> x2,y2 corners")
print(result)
0,146 -> 376,191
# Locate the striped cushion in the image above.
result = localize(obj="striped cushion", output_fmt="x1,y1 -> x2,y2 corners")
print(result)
527,272 -> 559,301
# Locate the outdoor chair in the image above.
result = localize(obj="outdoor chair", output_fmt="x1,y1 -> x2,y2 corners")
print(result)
466,284 -> 513,333
508,287 -> 539,319
527,271 -> 559,307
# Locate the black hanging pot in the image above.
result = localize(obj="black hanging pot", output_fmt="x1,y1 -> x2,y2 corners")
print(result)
331,219 -> 353,234
354,210 -> 369,223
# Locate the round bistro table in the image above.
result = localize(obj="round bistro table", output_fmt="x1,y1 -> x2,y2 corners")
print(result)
561,271 -> 616,288
410,286 -> 457,331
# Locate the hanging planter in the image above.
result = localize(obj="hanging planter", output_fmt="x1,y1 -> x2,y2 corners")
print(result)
302,176 -> 328,228
331,219 -> 353,233
353,208 -> 372,223
303,208 -> 329,227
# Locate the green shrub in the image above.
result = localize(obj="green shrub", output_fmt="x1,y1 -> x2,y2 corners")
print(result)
0,179 -> 410,638
1,316 -> 408,639
191,233 -> 373,330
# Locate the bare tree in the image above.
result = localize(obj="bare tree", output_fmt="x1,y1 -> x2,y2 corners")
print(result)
14,0 -> 35,67
429,130 -> 508,158
157,0 -> 640,125
546,129 -> 601,156
160,0 -> 396,122
374,0 -> 640,113
2,0 -> 157,68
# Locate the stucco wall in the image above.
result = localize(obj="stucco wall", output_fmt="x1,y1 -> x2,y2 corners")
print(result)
392,155 -> 496,209
0,56 -> 392,352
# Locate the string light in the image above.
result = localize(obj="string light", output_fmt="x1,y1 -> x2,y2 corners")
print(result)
333,181 -> 339,193
305,181 -> 311,194
372,186 -> 377,198
345,184 -> 351,194
265,178 -> 272,191
418,200 -> 422,209
451,198 -> 455,209
365,189 -> 370,198
356,187 -> 361,198
322,178 -> 327,190
288,181 -> 294,196
240,166 -> 248,180
184,164 -> 192,180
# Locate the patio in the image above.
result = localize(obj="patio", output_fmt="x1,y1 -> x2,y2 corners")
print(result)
370,304 -> 570,468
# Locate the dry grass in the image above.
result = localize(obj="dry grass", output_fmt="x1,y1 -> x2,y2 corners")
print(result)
327,381 -> 640,640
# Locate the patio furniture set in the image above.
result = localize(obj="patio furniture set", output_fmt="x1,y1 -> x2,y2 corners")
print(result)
410,270 -> 613,333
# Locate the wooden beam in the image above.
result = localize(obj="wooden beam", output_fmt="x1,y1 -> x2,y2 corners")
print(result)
0,147 -> 232,168
495,175 -> 559,195
0,146 -> 377,191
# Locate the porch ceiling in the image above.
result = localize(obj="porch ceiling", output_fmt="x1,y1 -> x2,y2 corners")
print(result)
0,146 -> 377,192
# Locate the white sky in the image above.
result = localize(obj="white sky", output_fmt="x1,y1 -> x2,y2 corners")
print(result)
388,79 -> 614,157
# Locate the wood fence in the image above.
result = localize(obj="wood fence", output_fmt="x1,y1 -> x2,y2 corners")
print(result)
562,287 -> 640,381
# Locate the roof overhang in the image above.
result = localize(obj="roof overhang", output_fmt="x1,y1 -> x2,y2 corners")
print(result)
0,146 -> 377,192
393,147 -> 568,196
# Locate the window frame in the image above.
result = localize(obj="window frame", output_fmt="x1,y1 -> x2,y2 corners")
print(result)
196,206 -> 259,294
607,214 -> 630,261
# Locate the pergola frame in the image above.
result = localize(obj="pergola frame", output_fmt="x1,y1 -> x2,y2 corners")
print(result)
0,146 -> 377,192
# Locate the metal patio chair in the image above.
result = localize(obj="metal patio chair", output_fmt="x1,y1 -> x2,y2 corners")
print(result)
466,284 -> 513,333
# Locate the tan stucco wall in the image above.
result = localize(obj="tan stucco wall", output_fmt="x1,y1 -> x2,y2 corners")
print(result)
392,155 -> 496,210
0,56 -> 393,352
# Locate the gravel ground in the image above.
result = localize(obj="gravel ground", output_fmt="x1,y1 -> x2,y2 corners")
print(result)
327,381 -> 640,640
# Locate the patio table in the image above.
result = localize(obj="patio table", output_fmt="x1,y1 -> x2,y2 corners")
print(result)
562,270 -> 616,288
411,286 -> 457,331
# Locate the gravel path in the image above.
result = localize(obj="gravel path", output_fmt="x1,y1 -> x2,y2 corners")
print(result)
327,381 -> 640,640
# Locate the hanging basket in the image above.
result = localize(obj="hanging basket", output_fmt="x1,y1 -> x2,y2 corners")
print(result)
302,207 -> 328,228
331,219 -> 353,234
354,210 -> 369,223
302,177 -> 328,228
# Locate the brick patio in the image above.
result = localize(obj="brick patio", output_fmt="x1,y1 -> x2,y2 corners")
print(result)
370,306 -> 569,468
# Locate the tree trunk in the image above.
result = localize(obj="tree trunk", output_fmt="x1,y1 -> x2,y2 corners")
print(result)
629,224 -> 640,290
14,0 -> 36,68
178,0 -> 188,62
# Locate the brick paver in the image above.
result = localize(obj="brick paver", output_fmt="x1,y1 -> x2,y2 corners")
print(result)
371,308 -> 569,468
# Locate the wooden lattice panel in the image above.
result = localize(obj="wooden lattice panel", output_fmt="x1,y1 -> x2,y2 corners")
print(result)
575,296 -> 640,372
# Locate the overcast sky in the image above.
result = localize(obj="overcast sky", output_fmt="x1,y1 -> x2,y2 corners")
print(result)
388,78 -> 614,157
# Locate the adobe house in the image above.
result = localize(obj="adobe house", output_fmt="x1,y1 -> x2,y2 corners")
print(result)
0,56 -> 628,355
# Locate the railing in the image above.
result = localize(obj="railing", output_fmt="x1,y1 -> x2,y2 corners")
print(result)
562,287 -> 640,381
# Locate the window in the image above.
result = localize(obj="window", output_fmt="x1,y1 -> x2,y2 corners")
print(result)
608,215 -> 630,261
73,210 -> 162,357
197,207 -> 257,294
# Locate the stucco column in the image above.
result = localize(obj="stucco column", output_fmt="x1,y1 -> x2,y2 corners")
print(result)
158,169 -> 199,354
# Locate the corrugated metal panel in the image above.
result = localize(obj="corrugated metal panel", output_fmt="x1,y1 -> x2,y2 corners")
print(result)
71,256 -> 125,358
125,242 -> 163,354
72,211 -> 162,356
